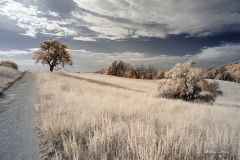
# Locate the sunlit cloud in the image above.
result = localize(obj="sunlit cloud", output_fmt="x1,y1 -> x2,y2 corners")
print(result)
0,0 -> 78,38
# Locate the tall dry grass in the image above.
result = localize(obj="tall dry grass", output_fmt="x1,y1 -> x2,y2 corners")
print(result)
0,60 -> 19,70
35,71 -> 240,160
67,72 -> 157,93
0,66 -> 22,93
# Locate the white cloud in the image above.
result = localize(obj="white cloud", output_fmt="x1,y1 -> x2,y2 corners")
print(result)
73,0 -> 240,39
90,26 -> 129,40
48,11 -> 60,17
71,11 -> 168,40
0,49 -> 44,71
195,43 -> 240,67
73,36 -> 96,41
0,0 -> 77,38
72,12 -> 132,40
0,50 -> 30,57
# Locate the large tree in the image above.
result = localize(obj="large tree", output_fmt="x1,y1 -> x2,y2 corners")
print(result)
33,39 -> 73,71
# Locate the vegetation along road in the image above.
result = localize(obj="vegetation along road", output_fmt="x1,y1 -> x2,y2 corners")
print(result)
0,72 -> 40,160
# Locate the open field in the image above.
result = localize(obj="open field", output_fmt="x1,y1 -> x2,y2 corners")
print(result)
67,73 -> 240,107
66,73 -> 158,93
35,71 -> 240,159
207,79 -> 240,107
0,66 -> 22,93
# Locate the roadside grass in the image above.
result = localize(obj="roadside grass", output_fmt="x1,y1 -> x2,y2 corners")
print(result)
0,66 -> 22,93
35,71 -> 240,160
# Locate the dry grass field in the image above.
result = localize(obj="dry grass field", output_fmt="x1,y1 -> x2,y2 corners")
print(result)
66,72 -> 157,93
0,66 -> 22,93
35,71 -> 240,160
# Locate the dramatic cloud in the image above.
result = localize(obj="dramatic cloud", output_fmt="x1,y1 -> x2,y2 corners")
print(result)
0,0 -> 77,38
0,0 -> 239,72
73,0 -> 240,39
71,11 -> 167,40
1,0 -> 239,41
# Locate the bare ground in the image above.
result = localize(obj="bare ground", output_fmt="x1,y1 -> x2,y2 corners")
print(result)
0,72 -> 40,160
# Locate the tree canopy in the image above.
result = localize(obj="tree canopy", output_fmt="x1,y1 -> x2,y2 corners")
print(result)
33,39 -> 73,71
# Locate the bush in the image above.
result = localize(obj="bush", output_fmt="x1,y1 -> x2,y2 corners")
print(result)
157,61 -> 221,103
0,60 -> 19,70
155,69 -> 165,79
107,60 -> 126,76
234,76 -> 240,83
123,68 -> 136,78
144,65 -> 157,79
203,67 -> 235,82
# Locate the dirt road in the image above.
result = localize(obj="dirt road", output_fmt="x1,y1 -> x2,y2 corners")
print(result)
0,72 -> 40,160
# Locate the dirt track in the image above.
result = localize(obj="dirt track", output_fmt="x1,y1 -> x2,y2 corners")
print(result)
0,72 -> 40,160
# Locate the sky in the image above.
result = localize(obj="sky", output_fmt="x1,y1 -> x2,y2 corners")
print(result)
0,0 -> 240,72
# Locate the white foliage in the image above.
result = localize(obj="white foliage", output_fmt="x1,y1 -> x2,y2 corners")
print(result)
157,61 -> 221,103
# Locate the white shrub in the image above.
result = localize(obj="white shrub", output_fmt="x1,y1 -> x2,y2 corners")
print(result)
157,61 -> 221,103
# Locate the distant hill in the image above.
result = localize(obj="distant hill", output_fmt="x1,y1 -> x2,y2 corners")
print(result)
203,61 -> 240,83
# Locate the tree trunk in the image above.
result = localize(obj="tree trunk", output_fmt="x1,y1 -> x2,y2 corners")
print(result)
50,65 -> 54,72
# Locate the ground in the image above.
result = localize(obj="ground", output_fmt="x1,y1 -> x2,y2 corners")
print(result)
0,72 -> 40,160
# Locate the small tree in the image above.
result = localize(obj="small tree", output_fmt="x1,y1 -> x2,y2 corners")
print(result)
157,61 -> 221,103
203,66 -> 234,82
134,65 -> 146,79
155,69 -> 165,79
107,60 -> 131,77
33,39 -> 73,71
215,67 -> 233,81
145,65 -> 157,79
0,60 -> 18,70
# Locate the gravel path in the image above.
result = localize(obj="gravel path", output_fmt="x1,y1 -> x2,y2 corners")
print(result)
0,72 -> 40,160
